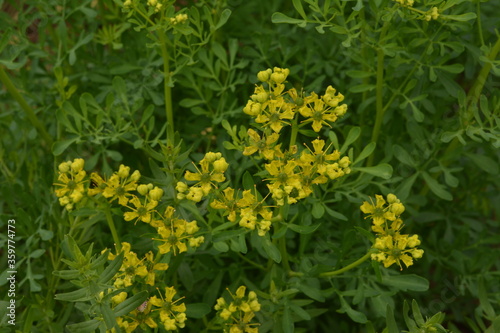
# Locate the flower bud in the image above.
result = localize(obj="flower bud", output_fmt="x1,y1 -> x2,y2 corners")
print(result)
149,187 -> 164,201
407,235 -> 421,248
243,101 -> 261,116
257,68 -> 272,82
391,202 -> 405,216
213,158 -> 229,173
130,170 -> 141,181
176,182 -> 188,193
137,184 -> 149,196
71,158 -> 85,172
118,165 -> 130,178
58,161 -> 71,173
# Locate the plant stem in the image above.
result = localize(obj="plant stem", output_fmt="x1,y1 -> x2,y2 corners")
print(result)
467,35 -> 500,106
158,30 -> 175,146
104,205 -> 121,252
289,114 -> 299,149
0,66 -> 53,147
318,252 -> 372,278
367,21 -> 390,166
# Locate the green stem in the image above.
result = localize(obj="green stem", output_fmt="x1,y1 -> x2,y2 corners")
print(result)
289,115 -> 299,149
0,66 -> 53,147
467,35 -> 500,106
237,252 -> 267,271
367,21 -> 390,166
158,30 -> 175,145
104,205 -> 121,252
318,252 -> 372,278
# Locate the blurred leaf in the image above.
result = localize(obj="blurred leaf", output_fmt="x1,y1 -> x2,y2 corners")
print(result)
186,303 -> 211,318
354,164 -> 393,179
422,172 -> 453,201
382,274 -> 429,292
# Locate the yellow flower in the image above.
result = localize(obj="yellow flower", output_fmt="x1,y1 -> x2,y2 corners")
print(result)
183,152 -> 228,197
265,160 -> 301,189
300,139 -> 341,175
371,234 -> 424,270
299,91 -> 347,132
144,251 -> 168,286
243,129 -> 281,160
110,243 -> 148,288
149,287 -> 187,330
210,187 -> 239,222
123,195 -> 158,224
87,172 -> 107,196
153,219 -> 204,255
237,190 -> 273,234
54,158 -> 87,210
255,98 -> 295,133
102,165 -> 140,206
215,286 -> 261,331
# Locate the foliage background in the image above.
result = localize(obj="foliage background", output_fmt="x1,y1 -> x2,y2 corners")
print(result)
0,0 -> 499,332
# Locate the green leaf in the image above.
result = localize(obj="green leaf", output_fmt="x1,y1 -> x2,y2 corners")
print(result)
242,171 -> 255,190
271,12 -> 306,26
340,126 -> 361,153
287,223 -> 321,235
442,12 -> 477,22
338,295 -> 367,323
311,202 -> 325,219
411,299 -> 425,326
99,252 -> 123,284
346,70 -> 373,79
215,9 -> 232,30
395,173 -> 418,201
324,207 -> 348,221
100,303 -> 115,329
212,229 -> 247,242
393,145 -> 415,167
292,0 -> 307,19
478,277 -> 496,319
114,291 -> 148,317
403,300 -> 418,330
52,137 -> 79,156
385,304 -> 399,333
354,163 -> 393,179
66,319 -> 101,333
438,63 -> 464,74
55,287 -> 93,302
283,304 -> 295,333
382,274 -> 429,292
30,249 -> 45,258
354,142 -> 376,165
186,303 -> 211,319
262,236 -> 281,263
213,241 -> 229,252
298,284 -> 325,302
466,153 -> 499,174
290,303 -> 311,320
53,269 -> 81,280
422,172 -> 453,201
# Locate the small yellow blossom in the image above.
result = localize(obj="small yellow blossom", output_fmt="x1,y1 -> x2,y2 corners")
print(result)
210,187 -> 239,222
182,152 -> 228,199
215,286 -> 261,331
243,129 -> 281,160
102,164 -> 140,206
255,98 -> 295,133
54,158 -> 87,211
153,218 -> 204,255
149,287 -> 187,330
109,242 -> 148,288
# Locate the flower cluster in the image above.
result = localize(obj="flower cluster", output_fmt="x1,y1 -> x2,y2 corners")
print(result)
112,286 -> 187,332
53,158 -> 87,211
176,152 -> 229,202
175,68 -> 352,236
149,286 -> 187,330
107,242 -> 169,288
361,194 -> 424,270
211,188 -> 273,236
214,286 -> 261,333
152,207 -> 205,255
171,13 -> 188,25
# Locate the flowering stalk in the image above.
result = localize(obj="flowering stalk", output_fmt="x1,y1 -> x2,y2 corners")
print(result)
104,204 -> 121,252
0,66 -> 53,147
319,252 -> 373,278
158,29 -> 175,146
